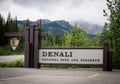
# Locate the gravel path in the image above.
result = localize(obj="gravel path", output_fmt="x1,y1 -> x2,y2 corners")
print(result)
0,55 -> 24,62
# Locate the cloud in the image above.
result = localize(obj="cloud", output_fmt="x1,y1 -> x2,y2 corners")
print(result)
0,0 -> 107,25
0,0 -> 12,11
12,0 -> 58,11
12,0 -> 84,13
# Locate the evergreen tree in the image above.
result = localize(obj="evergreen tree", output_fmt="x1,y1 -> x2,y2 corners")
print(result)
93,33 -> 101,46
102,0 -> 120,68
25,19 -> 30,27
37,19 -> 42,28
5,12 -> 11,32
64,24 -> 91,47
4,13 -> 18,45
13,16 -> 18,32
41,30 -> 52,47
0,14 -> 5,46
0,14 -> 5,35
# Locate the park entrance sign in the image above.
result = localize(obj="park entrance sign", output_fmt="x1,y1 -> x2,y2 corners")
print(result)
4,25 -> 112,71
39,48 -> 103,65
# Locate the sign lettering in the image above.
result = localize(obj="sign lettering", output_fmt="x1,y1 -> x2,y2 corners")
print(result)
39,49 -> 103,64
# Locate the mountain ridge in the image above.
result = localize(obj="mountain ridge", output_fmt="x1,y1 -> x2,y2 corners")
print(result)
17,19 -> 103,35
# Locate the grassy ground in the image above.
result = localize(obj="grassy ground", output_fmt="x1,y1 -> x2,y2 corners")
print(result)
0,59 -> 24,67
0,45 -> 24,56
41,64 -> 101,68
0,59 -> 101,68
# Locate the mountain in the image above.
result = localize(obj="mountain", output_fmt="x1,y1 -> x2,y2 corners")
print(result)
17,19 -> 72,35
17,20 -> 35,26
42,20 -> 72,35
70,20 -> 104,35
36,19 -> 51,24
17,19 -> 103,36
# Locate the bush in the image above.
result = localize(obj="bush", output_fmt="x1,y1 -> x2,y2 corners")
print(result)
0,44 -> 24,56
0,59 -> 24,67
0,47 -> 10,55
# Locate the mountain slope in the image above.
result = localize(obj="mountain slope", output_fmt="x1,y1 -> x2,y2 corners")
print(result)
70,20 -> 104,34
17,19 -> 72,35
42,20 -> 72,35
17,19 -> 103,36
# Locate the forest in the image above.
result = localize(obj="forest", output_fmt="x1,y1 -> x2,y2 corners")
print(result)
0,0 -> 120,68
0,13 -> 101,54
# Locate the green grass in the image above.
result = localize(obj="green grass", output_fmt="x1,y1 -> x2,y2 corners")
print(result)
0,59 -> 24,67
0,45 -> 24,56
0,59 -> 101,68
0,60 -> 102,68
41,64 -> 101,68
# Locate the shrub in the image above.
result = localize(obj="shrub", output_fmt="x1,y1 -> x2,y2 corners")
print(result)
0,59 -> 24,67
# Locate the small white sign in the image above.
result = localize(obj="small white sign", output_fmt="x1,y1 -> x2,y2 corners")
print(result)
39,49 -> 103,64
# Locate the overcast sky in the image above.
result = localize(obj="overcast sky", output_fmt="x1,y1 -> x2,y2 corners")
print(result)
0,0 -> 108,26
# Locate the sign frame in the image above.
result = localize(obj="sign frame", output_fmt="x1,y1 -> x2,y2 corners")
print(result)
39,47 -> 103,65
38,42 -> 112,71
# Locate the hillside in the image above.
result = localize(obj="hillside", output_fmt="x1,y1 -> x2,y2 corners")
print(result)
17,19 -> 103,35
70,20 -> 103,34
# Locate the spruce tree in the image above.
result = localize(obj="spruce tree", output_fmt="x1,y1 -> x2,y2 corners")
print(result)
25,19 -> 30,27
0,14 -> 5,46
102,0 -> 120,68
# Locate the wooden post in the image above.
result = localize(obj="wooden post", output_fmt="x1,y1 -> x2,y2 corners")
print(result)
103,41 -> 112,71
108,51 -> 112,71
4,25 -> 47,68
29,26 -> 35,68
34,27 -> 39,68
24,28 -> 30,68
103,41 -> 109,71
38,28 -> 41,68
